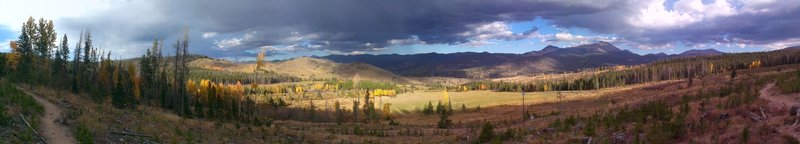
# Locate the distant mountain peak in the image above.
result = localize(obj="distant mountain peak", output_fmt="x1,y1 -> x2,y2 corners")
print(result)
569,41 -> 622,53
539,45 -> 560,52
595,41 -> 612,45
678,49 -> 724,57
544,45 -> 559,49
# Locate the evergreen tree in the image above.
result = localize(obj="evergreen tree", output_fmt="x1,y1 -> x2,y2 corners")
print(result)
52,34 -> 68,86
15,18 -> 35,82
362,90 -> 376,122
423,101 -> 434,115
335,101 -> 343,125
479,122 -> 496,143
352,99 -> 360,122
70,31 -> 83,92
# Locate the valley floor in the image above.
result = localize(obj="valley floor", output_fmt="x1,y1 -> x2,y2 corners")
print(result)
9,64 -> 800,143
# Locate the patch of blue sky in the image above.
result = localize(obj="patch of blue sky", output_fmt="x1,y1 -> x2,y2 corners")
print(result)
0,25 -> 15,52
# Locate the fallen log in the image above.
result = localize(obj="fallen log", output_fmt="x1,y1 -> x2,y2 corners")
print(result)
746,111 -> 763,122
109,131 -> 153,138
19,114 -> 46,144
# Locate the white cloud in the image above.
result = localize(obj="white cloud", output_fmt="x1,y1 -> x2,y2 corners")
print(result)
628,0 -> 736,30
202,32 -> 217,39
281,32 -> 320,43
634,42 -> 674,50
349,51 -> 365,55
387,36 -> 425,45
543,31 -> 618,44
628,0 -> 700,29
458,21 -> 538,46
215,38 -> 242,48
758,38 -> 800,50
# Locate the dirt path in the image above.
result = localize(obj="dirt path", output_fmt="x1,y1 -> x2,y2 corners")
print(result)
761,83 -> 800,107
759,83 -> 800,140
16,86 -> 76,144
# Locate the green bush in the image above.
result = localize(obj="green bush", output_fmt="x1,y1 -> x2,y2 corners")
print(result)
478,122 -> 495,143
0,106 -> 9,126
75,125 -> 94,144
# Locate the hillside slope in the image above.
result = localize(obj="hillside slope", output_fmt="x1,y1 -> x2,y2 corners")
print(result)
189,57 -> 413,83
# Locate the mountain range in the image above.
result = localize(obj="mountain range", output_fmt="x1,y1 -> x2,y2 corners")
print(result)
319,42 -> 725,78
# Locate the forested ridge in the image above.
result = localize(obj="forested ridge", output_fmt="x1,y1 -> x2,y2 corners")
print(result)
462,48 -> 800,92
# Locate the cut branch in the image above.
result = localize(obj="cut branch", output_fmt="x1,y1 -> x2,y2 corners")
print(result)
19,114 -> 47,144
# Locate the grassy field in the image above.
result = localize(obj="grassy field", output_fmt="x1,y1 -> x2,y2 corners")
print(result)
296,82 -> 656,114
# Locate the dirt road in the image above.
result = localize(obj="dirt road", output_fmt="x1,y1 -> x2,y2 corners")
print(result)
16,86 -> 76,144
760,83 -> 800,140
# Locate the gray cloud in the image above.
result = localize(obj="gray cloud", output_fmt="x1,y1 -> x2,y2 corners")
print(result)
59,0 -> 617,58
57,0 -> 800,58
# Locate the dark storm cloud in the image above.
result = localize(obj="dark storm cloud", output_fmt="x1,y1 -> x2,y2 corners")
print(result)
58,0 -> 800,58
60,0 -> 619,57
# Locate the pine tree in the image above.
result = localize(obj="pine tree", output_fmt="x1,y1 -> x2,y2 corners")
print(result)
352,99 -> 360,122
52,34 -> 69,86
362,89 -> 376,122
16,18 -> 35,82
423,101 -> 434,115
479,122 -> 496,143
71,31 -> 83,93
335,101 -> 343,125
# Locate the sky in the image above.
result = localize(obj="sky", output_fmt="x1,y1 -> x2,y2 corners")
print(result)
1,0 -> 799,61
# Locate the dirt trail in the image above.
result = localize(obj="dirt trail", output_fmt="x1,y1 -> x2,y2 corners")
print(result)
761,83 -> 800,107
16,86 -> 76,144
759,83 -> 800,140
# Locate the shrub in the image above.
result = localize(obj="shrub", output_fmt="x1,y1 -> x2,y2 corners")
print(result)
478,122 -> 495,143
76,125 -> 94,144
0,106 -> 9,126
501,128 -> 515,141
437,114 -> 452,129
741,126 -> 750,143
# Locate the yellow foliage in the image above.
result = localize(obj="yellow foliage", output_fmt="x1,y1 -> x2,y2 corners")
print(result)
256,48 -> 266,70
187,79 -> 197,98
382,103 -> 392,116
235,81 -> 244,100
370,89 -> 396,96
294,85 -> 304,93
708,63 -> 715,73
479,84 -> 488,90
313,83 -> 324,90
199,79 -> 211,97
5,41 -> 20,70
749,60 -> 762,69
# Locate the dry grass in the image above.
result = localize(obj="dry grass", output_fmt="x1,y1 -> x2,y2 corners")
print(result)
190,57 -> 414,83
293,81 -> 661,115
